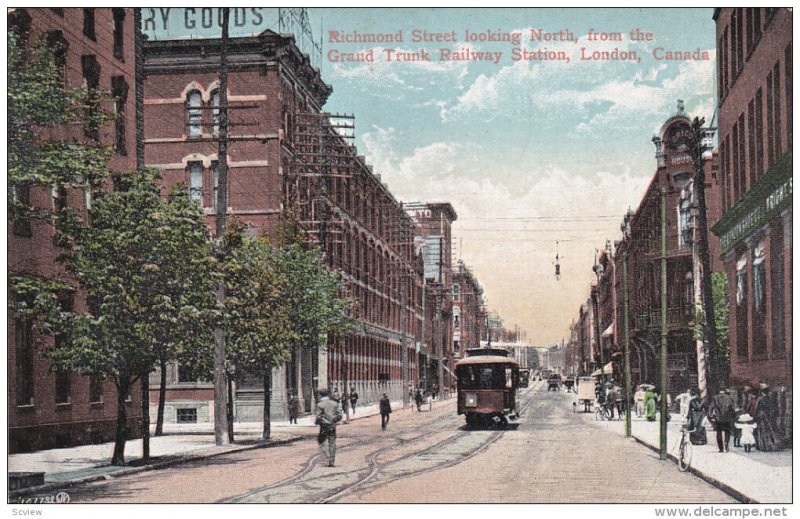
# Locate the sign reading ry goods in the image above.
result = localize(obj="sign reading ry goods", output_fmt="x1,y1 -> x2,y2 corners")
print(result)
141,7 -> 275,41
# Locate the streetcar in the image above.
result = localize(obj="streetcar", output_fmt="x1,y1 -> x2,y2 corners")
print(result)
455,348 -> 521,426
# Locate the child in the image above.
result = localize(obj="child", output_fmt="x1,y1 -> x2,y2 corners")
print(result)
735,413 -> 757,453
732,407 -> 742,447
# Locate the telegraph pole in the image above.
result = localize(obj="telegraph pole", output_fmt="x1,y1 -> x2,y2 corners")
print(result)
659,186 -> 668,460
213,7 -> 231,447
690,117 -> 719,397
622,250 -> 632,438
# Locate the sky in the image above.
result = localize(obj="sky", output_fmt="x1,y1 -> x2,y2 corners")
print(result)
144,7 -> 718,345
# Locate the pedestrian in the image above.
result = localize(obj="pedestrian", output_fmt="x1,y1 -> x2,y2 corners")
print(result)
415,388 -> 424,411
407,384 -> 414,409
735,413 -> 757,453
288,392 -> 300,424
708,387 -> 736,452
687,388 -> 707,445
315,388 -> 343,467
332,387 -> 341,404
349,386 -> 359,415
675,389 -> 692,419
613,385 -> 624,420
432,383 -> 439,401
732,407 -> 743,447
742,384 -> 757,416
634,386 -> 645,418
645,388 -> 657,422
379,392 -> 392,429
754,383 -> 783,451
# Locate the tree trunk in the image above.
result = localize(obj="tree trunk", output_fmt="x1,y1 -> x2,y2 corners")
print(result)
111,381 -> 130,466
261,370 -> 272,440
155,358 -> 167,436
141,373 -> 150,461
226,373 -> 235,443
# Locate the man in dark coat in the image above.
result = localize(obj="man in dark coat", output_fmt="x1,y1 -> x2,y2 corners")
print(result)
315,388 -> 343,467
708,388 -> 737,452
349,387 -> 359,415
379,392 -> 392,429
414,388 -> 424,411
288,392 -> 300,424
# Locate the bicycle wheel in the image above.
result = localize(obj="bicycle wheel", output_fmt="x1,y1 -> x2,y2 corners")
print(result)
595,407 -> 605,421
678,438 -> 692,472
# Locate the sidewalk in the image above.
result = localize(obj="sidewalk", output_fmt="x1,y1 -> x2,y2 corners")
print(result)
586,410 -> 792,503
8,397 -> 407,497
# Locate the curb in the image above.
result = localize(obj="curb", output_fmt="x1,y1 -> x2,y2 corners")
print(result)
629,435 -> 757,504
8,434 -> 312,500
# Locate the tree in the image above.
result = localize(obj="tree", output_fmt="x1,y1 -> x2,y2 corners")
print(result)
8,31 -> 110,226
48,170 -> 218,465
221,221 -> 294,440
695,271 -> 730,393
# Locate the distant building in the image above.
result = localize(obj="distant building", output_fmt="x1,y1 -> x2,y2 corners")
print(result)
452,261 -> 485,358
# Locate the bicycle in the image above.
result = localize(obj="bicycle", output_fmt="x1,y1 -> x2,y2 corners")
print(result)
594,401 -> 614,421
677,423 -> 693,472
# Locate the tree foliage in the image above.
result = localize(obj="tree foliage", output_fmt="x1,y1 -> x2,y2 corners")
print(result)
47,170 -> 218,464
8,31 -> 111,223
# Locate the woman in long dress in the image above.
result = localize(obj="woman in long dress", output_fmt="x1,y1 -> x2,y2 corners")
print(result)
754,386 -> 783,451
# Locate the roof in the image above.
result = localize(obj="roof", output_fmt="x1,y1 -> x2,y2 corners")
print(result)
455,355 -> 519,367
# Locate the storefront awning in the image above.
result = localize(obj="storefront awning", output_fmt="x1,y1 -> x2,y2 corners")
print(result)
591,362 -> 613,376
602,322 -> 614,338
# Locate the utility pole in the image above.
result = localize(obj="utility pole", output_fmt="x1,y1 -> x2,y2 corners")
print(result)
690,117 -> 719,397
400,220 -> 409,408
592,253 -> 605,384
659,186 -> 668,460
622,250 -> 632,438
212,8 -> 231,447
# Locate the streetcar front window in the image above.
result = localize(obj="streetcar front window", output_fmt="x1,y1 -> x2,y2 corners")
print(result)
457,365 -> 510,390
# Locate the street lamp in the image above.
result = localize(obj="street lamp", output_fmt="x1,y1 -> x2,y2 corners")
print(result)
592,256 -> 606,385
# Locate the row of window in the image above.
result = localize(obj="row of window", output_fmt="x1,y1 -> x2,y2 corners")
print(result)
74,8 -> 126,61
733,220 -> 785,360
720,46 -> 791,212
15,318 -> 106,407
718,8 -> 778,101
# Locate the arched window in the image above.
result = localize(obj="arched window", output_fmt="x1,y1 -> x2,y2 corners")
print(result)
678,197 -> 692,248
186,90 -> 202,138
210,90 -> 220,137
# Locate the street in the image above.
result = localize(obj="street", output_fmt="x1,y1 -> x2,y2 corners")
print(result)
55,381 -> 734,504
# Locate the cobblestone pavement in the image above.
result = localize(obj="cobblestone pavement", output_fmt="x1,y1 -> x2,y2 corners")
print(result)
41,383 -> 736,503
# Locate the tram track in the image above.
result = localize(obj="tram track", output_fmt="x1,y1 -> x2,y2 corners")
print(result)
226,388 -> 538,503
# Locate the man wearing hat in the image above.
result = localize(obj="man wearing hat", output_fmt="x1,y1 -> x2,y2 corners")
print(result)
708,387 -> 737,452
379,392 -> 392,430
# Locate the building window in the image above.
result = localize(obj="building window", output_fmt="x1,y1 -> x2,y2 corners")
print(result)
55,370 -> 71,404
15,318 -> 34,406
12,183 -> 33,237
188,162 -> 203,204
772,62 -> 782,159
50,8 -> 64,17
112,8 -> 125,60
112,76 -> 129,155
786,44 -> 793,148
186,90 -> 202,138
453,283 -> 461,301
211,161 -> 220,212
83,8 -> 96,41
735,253 -> 748,359
751,241 -> 766,357
210,90 -> 220,137
178,363 -> 196,383
81,55 -> 101,141
176,408 -> 197,423
755,88 -> 764,178
45,31 -> 68,85
770,223 -> 785,357
678,198 -> 691,248
89,374 -> 104,404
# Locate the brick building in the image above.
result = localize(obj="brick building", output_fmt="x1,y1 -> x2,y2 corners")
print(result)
8,8 -> 142,452
143,28 -> 426,423
611,105 -> 722,396
406,202 -> 457,391
452,261 -> 485,358
711,9 -> 792,402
